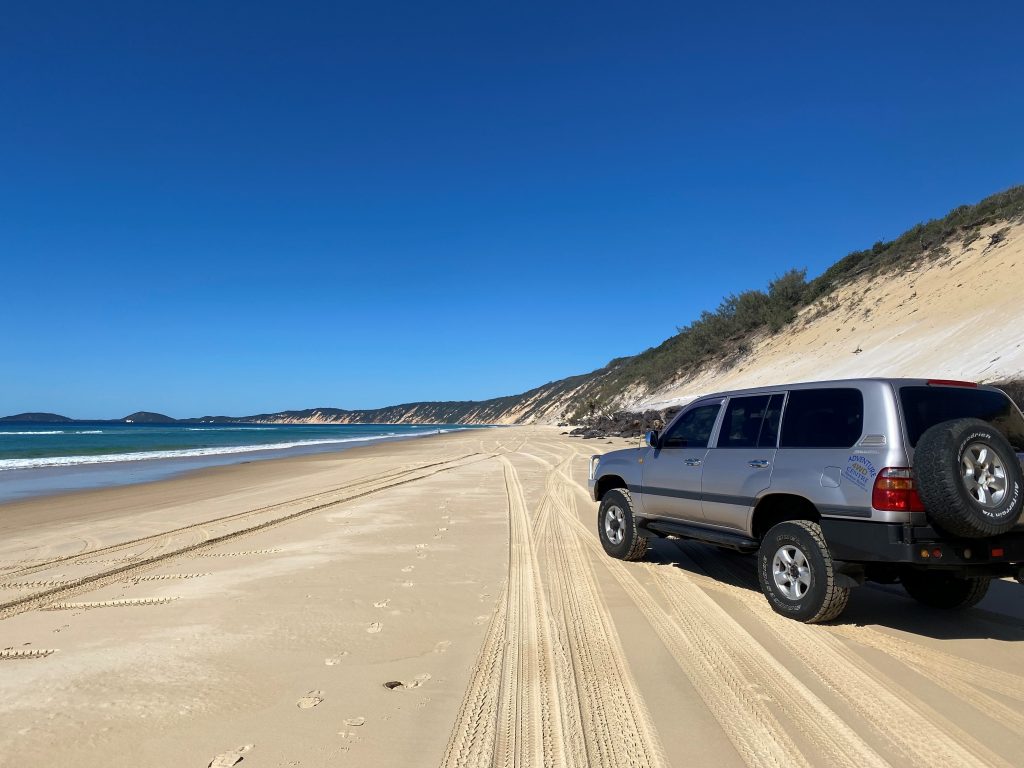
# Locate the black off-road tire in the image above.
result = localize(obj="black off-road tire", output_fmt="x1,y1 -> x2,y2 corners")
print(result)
757,520 -> 850,623
597,488 -> 648,561
914,418 -> 1023,538
900,568 -> 991,609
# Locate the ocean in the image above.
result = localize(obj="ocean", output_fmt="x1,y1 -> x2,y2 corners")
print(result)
0,422 -> 483,502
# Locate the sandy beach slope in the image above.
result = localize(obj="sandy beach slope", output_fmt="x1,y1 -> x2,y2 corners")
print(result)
2,427 -> 1023,767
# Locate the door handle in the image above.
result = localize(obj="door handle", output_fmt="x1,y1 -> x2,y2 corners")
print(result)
684,458 -> 703,467
748,460 -> 770,469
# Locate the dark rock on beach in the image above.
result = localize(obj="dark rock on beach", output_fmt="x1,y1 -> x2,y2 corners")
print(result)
569,407 -> 682,440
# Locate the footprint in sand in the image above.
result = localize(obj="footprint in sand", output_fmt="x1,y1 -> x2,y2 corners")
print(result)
297,691 -> 323,709
367,622 -> 383,633
474,615 -> 490,625
400,566 -> 414,573
373,599 -> 390,608
208,744 -> 254,767
433,640 -> 451,653
325,652 -> 349,666
343,716 -> 365,727
401,581 -> 414,588
383,673 -> 431,691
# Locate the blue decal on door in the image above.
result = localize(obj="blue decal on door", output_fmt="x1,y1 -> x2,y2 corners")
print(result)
843,455 -> 877,491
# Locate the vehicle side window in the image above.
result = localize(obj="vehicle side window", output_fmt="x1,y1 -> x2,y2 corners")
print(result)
718,395 -> 771,448
780,388 -> 864,448
661,404 -> 721,449
757,393 -> 784,448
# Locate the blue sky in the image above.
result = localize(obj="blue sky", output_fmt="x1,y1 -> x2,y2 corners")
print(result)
2,1 -> 1023,418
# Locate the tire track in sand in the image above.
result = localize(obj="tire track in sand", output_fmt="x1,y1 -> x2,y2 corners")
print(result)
830,620 -> 1024,737
441,452 -> 665,768
441,456 -> 561,767
1,453 -> 493,621
671,535 -> 1024,737
545,443 -> 1024,767
537,473 -> 667,768
673,543 -> 1014,768
2,456 -> 479,581
553,474 -> 809,768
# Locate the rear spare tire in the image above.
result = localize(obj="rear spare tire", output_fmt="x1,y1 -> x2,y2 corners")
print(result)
914,418 -> 1023,538
900,568 -> 991,609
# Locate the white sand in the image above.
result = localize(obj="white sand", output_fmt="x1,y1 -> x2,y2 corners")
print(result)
2,428 -> 1023,766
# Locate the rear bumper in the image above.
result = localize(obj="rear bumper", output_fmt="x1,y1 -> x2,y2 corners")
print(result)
821,519 -> 1024,568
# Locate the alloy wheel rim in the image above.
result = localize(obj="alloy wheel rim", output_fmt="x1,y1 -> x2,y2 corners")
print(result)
772,545 -> 811,600
961,442 -> 1007,507
605,505 -> 625,545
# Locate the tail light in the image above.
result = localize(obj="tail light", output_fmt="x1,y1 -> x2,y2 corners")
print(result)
872,468 -> 926,512
926,379 -> 977,387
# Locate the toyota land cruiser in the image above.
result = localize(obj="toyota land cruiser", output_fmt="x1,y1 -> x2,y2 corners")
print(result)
588,378 -> 1024,622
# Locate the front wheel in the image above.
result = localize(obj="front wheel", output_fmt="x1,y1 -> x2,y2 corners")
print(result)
757,520 -> 850,623
597,489 -> 648,561
900,568 -> 991,609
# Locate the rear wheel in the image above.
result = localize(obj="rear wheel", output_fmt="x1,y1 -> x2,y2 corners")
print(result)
757,520 -> 850,623
900,568 -> 991,609
597,488 -> 648,561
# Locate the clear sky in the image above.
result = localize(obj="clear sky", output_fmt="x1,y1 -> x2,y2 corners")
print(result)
2,1 -> 1023,418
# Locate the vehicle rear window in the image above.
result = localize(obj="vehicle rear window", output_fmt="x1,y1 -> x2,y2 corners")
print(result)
899,386 -> 1024,450
780,388 -> 864,448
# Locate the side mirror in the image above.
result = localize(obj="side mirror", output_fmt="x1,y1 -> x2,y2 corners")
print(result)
645,430 -> 660,448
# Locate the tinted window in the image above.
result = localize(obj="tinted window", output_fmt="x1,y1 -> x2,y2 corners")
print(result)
900,386 -> 1024,450
780,389 -> 864,448
661,403 -> 721,449
758,394 -> 784,448
718,396 -> 771,448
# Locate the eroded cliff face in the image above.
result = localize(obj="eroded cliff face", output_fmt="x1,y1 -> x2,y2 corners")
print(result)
139,196 -> 1017,430
220,219 -> 1024,427
632,221 -> 1024,412
226,375 -> 598,426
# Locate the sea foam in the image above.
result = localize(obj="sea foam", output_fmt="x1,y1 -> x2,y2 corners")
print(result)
0,435 -> 390,471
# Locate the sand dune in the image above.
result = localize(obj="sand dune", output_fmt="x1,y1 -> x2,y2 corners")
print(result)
2,429 -> 1023,766
637,221 -> 1024,410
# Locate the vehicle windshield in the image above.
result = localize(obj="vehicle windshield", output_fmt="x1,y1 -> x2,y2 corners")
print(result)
899,385 -> 1024,450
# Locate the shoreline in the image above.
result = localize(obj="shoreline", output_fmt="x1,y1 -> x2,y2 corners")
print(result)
0,428 -> 499,535
2,427 -> 1021,768
0,425 -> 492,505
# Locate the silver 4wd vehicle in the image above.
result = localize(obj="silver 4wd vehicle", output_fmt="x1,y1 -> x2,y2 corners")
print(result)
588,378 -> 1024,623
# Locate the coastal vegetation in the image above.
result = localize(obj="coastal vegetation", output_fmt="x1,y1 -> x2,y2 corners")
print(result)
563,185 -> 1024,420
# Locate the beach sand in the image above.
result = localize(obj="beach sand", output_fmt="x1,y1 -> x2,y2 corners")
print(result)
2,427 -> 1023,767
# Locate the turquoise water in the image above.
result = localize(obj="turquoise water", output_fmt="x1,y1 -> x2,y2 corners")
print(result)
0,422 -> 484,502
0,422 -> 467,469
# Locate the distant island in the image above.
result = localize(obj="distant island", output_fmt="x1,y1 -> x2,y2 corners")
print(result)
0,412 -> 74,423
